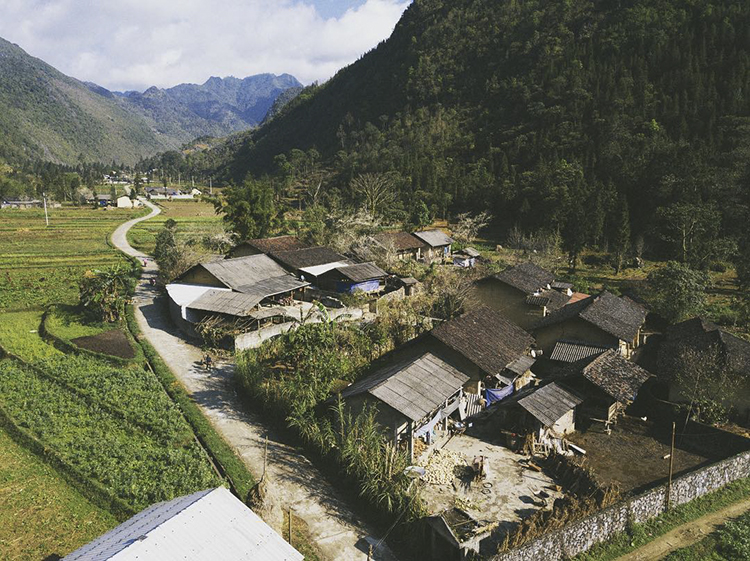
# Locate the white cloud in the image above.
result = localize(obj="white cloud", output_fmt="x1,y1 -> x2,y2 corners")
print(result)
0,0 -> 410,91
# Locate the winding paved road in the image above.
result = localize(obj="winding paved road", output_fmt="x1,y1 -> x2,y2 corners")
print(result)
111,200 -> 397,561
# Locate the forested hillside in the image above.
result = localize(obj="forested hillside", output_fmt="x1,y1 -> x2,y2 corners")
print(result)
212,0 -> 750,266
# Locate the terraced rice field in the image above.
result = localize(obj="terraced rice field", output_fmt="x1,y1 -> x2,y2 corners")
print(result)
127,199 -> 225,255
0,206 -> 144,309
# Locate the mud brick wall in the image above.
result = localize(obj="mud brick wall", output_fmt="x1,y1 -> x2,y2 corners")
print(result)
492,450 -> 750,561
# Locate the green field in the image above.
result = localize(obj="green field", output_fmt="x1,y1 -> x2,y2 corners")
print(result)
0,206 -> 145,310
127,200 -> 224,255
0,427 -> 117,560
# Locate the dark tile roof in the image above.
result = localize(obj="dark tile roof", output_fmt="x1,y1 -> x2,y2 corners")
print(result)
518,382 -> 583,427
456,247 -> 480,258
334,262 -> 387,283
430,307 -> 535,377
534,291 -> 647,342
525,290 -> 570,310
506,355 -> 536,376
551,281 -> 574,290
414,230 -> 454,247
661,317 -> 750,377
271,246 -> 348,270
575,349 -> 652,403
374,232 -> 427,251
493,262 -> 555,294
549,341 -> 611,363
236,236 -> 309,255
340,352 -> 469,421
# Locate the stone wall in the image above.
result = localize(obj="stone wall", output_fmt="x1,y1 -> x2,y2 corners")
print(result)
491,450 -> 750,561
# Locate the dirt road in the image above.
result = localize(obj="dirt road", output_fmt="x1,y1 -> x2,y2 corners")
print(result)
111,200 -> 397,561
616,497 -> 750,561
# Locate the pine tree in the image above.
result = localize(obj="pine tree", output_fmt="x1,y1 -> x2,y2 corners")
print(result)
612,195 -> 631,275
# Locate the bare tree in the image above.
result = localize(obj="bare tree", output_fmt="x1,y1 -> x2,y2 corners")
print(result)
453,211 -> 492,246
351,173 -> 396,217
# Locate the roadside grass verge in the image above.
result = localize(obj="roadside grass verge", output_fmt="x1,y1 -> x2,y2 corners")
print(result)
575,477 -> 750,560
125,304 -> 255,500
0,425 -> 117,560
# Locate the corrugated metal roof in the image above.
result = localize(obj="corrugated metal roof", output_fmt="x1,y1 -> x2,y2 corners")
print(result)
551,281 -> 574,290
518,383 -> 583,427
187,290 -> 263,317
63,487 -> 303,561
166,284 -> 230,307
236,276 -> 309,298
413,230 -> 454,247
549,341 -> 610,363
299,261 -> 351,278
457,247 -> 480,258
341,352 -> 469,422
334,262 -> 387,283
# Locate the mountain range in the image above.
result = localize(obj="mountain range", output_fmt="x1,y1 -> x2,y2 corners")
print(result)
0,36 -> 301,166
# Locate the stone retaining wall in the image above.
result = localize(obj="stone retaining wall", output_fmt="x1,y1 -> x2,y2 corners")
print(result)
491,450 -> 750,561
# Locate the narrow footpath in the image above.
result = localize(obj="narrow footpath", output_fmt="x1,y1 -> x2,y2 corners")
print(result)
616,497 -> 750,561
111,200 -> 397,561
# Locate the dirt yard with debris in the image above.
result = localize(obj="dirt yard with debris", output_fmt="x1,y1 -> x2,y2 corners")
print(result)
71,329 -> 135,359
416,429 -> 564,538
567,416 -> 711,493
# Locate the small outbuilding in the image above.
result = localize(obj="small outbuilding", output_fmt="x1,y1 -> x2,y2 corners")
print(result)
318,262 -> 388,294
453,247 -> 480,268
63,487 -> 303,561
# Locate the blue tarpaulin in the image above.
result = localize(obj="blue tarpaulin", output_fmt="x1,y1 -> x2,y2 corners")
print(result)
485,385 -> 513,405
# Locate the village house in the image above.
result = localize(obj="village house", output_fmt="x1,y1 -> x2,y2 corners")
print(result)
95,194 -> 112,207
1,198 -> 43,209
533,291 -> 647,358
166,254 -> 309,336
340,351 -> 470,461
373,231 -> 427,261
658,317 -> 750,420
426,306 -> 537,393
414,230 -> 454,262
473,262 -> 572,330
269,246 -> 352,285
229,235 -> 309,258
453,247 -> 480,268
317,262 -> 388,294
562,349 -> 652,424
63,487 -> 303,561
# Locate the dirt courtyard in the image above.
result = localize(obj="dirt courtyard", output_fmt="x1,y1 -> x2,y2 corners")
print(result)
566,416 -> 711,493
417,430 -> 564,535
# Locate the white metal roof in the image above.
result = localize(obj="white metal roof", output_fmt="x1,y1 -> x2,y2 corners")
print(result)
166,284 -> 230,307
63,487 -> 303,561
299,260 -> 351,278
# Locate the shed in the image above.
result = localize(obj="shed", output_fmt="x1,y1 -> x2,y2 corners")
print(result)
453,247 -> 479,268
96,194 -> 112,207
63,487 -> 303,561
517,382 -> 583,436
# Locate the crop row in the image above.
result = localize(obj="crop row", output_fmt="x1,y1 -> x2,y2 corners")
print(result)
0,359 -> 220,511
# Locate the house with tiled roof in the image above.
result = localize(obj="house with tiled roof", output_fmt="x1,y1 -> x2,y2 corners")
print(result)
413,230 -> 454,262
561,349 -> 652,423
373,231 -> 427,261
473,262 -> 573,330
533,291 -> 647,359
658,317 -> 750,418
229,235 -> 309,258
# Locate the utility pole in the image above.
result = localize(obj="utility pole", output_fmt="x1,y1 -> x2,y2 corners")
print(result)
666,421 -> 676,510
42,192 -> 49,226
209,177 -> 213,195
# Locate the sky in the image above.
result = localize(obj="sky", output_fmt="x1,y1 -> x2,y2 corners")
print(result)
0,0 -> 411,92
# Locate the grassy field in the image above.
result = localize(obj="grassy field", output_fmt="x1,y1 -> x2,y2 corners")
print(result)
127,200 -> 224,255
0,310 -> 63,361
0,206 -> 144,310
0,427 -> 117,560
664,509 -> 750,560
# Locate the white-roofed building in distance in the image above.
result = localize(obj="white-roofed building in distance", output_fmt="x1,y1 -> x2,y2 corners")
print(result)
64,487 -> 303,561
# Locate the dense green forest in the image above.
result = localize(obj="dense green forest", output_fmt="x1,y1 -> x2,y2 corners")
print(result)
184,0 -> 750,270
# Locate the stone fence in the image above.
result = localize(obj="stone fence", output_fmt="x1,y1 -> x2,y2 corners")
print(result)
491,449 -> 750,561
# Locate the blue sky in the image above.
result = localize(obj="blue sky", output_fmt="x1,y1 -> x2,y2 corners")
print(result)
0,0 -> 411,91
